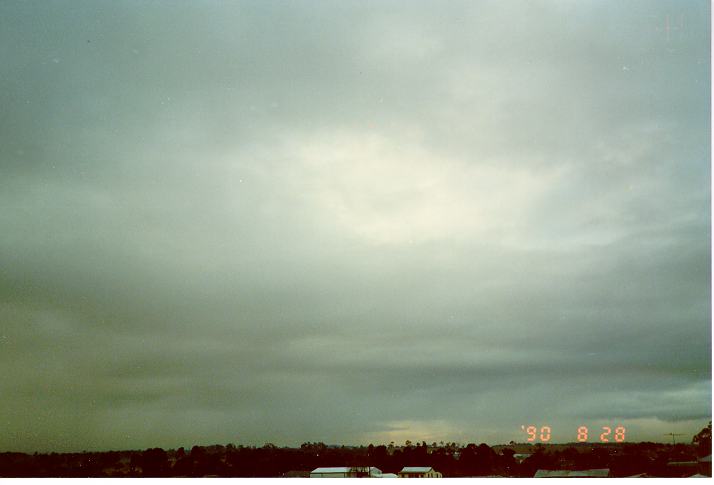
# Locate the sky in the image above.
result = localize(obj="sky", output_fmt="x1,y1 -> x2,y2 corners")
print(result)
0,0 -> 710,453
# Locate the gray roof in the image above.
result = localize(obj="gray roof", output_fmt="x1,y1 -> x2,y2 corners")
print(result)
311,467 -> 383,475
534,470 -> 569,478
311,467 -> 352,473
400,467 -> 434,473
535,469 -> 610,478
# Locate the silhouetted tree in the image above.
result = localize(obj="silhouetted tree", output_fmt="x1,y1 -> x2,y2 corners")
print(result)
693,421 -> 712,457
521,450 -> 556,477
139,448 -> 168,477
172,455 -> 193,476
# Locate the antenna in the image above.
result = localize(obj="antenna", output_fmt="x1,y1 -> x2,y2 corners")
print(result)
664,432 -> 685,445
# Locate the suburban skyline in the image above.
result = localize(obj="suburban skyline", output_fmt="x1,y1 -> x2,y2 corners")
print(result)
0,0 -> 710,452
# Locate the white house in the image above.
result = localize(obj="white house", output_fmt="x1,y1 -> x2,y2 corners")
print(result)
310,466 -> 382,478
310,467 -> 352,478
398,467 -> 442,478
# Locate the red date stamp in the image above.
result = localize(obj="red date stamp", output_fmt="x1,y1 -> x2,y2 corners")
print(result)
520,425 -> 626,443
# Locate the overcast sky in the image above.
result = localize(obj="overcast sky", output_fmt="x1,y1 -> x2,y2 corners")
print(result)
0,0 -> 710,453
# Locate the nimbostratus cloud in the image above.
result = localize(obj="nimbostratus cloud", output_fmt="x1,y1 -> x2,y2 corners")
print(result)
0,0 -> 709,451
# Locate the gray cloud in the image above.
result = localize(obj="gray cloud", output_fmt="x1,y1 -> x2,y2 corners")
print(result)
0,0 -> 709,452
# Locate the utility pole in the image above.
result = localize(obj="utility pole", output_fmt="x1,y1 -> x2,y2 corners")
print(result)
664,432 -> 685,445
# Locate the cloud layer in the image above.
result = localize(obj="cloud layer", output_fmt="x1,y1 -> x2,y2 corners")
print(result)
0,0 -> 710,452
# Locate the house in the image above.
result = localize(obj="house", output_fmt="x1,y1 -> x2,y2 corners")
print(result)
398,467 -> 442,478
534,469 -> 610,478
665,460 -> 700,477
512,453 -> 532,463
310,467 -> 382,478
311,467 -> 352,478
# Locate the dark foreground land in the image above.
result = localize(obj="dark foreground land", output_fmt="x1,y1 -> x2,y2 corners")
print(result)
0,438 -> 711,478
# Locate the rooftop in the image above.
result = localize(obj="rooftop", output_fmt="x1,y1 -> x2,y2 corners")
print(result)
311,467 -> 352,473
535,469 -> 610,478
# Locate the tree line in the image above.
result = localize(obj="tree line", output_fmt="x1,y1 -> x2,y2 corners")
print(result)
0,422 -> 709,477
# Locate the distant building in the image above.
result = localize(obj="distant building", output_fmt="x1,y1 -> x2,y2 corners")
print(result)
398,467 -> 442,478
513,453 -> 532,463
311,467 -> 352,478
665,460 -> 700,477
310,467 -> 382,478
534,469 -> 610,478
